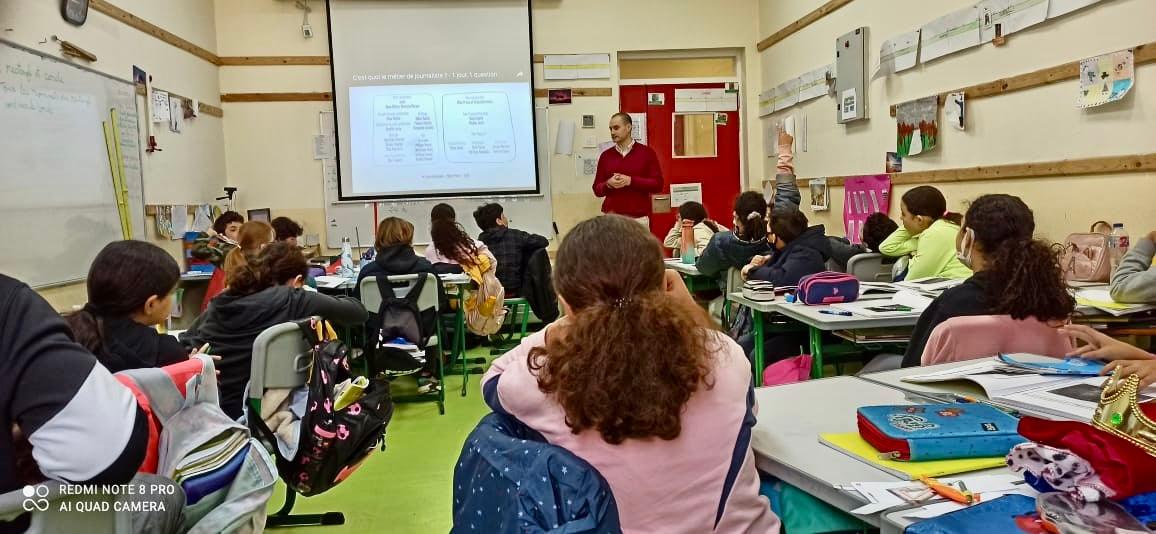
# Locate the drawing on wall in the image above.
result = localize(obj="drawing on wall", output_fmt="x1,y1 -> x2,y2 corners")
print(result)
1078,49 -> 1134,109
920,6 -> 981,63
886,152 -> 903,173
758,87 -> 778,117
896,96 -> 939,158
945,92 -> 966,130
977,0 -> 1049,42
810,178 -> 829,212
873,30 -> 921,79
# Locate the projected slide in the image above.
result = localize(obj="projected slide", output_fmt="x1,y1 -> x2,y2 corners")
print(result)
348,82 -> 534,197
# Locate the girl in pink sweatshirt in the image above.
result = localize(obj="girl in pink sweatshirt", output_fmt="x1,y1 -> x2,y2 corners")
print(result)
481,214 -> 780,534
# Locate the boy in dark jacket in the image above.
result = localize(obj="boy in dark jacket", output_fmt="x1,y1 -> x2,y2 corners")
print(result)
473,203 -> 549,296
745,207 -> 831,287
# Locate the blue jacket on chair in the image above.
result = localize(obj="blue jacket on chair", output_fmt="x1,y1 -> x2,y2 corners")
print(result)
452,413 -> 621,533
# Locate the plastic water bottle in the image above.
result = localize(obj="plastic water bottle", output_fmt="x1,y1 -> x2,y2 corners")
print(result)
680,220 -> 696,264
1109,223 -> 1130,271
339,237 -> 355,278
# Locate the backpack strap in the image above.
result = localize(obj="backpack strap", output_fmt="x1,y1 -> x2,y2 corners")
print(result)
404,272 -> 429,306
116,354 -> 216,424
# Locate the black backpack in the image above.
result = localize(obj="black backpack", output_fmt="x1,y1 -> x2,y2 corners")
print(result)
251,320 -> 393,497
364,273 -> 437,377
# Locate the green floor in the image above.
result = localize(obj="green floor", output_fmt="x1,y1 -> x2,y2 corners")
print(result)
272,349 -> 493,533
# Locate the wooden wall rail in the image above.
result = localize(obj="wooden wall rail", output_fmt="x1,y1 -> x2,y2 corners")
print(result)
889,41 -> 1156,117
789,153 -> 1156,188
757,0 -> 854,52
217,56 -> 331,66
220,92 -> 333,103
90,0 -> 220,65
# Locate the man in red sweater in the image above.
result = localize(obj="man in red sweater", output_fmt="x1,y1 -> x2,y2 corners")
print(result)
593,113 -> 664,223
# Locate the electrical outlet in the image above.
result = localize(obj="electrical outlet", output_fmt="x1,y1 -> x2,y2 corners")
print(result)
302,23 -> 314,38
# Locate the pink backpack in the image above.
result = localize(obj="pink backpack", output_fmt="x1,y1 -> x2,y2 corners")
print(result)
761,354 -> 814,387
1061,233 -> 1111,283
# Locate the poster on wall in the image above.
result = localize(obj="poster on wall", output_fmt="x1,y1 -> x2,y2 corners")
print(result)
809,178 -> 829,212
843,175 -> 892,245
977,0 -> 1049,42
920,6 -> 981,63
1077,49 -> 1134,109
873,30 -> 921,79
896,96 -> 939,157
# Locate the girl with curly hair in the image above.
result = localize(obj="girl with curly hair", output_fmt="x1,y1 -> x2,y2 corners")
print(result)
480,214 -> 779,533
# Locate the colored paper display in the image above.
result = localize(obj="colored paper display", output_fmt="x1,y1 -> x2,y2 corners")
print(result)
1078,49 -> 1134,109
896,96 -> 939,158
843,175 -> 892,245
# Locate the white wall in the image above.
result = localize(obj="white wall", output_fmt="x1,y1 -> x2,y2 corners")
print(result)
758,0 -> 1156,242
214,0 -> 763,246
1,0 -> 226,309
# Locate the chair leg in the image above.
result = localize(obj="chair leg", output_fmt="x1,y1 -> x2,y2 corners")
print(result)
267,488 -> 345,528
519,302 -> 529,339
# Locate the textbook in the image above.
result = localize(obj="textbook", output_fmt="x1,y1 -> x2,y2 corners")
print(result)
818,432 -> 1008,480
1074,287 -> 1156,317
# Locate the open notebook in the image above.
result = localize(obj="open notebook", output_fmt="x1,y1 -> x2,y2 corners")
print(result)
900,359 -> 1153,421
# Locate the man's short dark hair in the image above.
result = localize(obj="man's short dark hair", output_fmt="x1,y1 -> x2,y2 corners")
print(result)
611,112 -> 632,125
769,207 -> 809,244
270,216 -> 303,241
473,203 -> 504,231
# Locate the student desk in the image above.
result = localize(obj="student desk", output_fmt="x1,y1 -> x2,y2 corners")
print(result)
663,259 -> 715,292
731,293 -> 919,385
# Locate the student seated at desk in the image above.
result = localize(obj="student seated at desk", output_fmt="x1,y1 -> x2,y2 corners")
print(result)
473,202 -> 548,297
223,221 -> 275,286
271,216 -> 303,247
827,212 -> 899,271
191,210 -> 244,267
65,241 -> 189,373
482,215 -> 779,533
1110,230 -> 1156,304
182,242 -> 367,420
1,274 -> 149,533
742,207 -> 831,286
901,194 -> 1074,367
425,203 -> 492,274
879,186 -> 972,281
662,201 -> 725,255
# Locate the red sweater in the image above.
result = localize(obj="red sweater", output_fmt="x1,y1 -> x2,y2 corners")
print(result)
593,143 -> 664,217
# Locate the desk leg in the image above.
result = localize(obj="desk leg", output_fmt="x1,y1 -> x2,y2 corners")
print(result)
457,303 -> 468,397
753,309 -> 765,387
809,327 -> 824,378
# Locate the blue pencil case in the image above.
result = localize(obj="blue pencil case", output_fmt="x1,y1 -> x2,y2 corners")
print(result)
857,403 -> 1026,461
997,353 -> 1105,376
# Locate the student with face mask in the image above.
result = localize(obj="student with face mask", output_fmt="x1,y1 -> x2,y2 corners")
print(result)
900,194 -> 1075,367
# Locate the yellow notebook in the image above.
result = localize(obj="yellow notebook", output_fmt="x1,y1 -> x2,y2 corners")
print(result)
819,432 -> 1007,480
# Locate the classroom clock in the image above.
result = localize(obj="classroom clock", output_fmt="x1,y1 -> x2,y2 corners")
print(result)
62,0 -> 89,26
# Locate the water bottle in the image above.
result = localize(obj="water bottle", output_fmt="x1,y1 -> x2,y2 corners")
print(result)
680,220 -> 696,264
339,237 -> 355,278
1109,223 -> 1130,271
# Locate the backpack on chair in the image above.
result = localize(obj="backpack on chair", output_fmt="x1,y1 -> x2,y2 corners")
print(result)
1061,233 -> 1111,283
251,319 -> 393,497
364,273 -> 437,377
462,252 -> 507,336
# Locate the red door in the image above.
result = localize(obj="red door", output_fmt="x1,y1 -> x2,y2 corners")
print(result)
619,83 -> 743,245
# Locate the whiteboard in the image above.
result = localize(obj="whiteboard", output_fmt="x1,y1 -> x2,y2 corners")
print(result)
0,40 -> 146,287
322,106 -> 554,248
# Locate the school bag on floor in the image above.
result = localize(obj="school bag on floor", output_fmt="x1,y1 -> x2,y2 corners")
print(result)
116,354 -> 277,534
364,273 -> 436,376
252,320 -> 393,497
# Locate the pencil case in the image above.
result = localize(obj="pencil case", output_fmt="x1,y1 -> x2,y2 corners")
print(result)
857,403 -> 1025,461
797,271 -> 859,305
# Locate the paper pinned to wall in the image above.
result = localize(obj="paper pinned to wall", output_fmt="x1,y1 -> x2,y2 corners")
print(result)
628,112 -> 648,145
809,178 -> 829,212
670,183 -> 702,207
1047,0 -> 1105,19
674,88 -> 738,112
1078,49 -> 1134,109
758,87 -> 777,117
873,30 -> 921,79
313,134 -> 336,160
192,204 -> 213,233
151,89 -> 171,123
170,205 -> 188,240
946,92 -> 966,130
775,78 -> 801,112
543,53 -> 612,80
896,96 -> 939,157
798,64 -> 833,102
555,119 -> 576,155
576,152 -> 598,177
920,6 -> 981,63
840,88 -> 858,122
978,0 -> 1049,42
167,95 -> 182,133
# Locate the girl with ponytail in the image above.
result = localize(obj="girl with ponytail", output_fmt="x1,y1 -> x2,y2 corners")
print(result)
901,194 -> 1075,367
182,241 -> 367,419
695,191 -> 774,280
424,203 -> 492,272
65,240 -> 188,373
481,215 -> 779,532
880,185 -> 973,281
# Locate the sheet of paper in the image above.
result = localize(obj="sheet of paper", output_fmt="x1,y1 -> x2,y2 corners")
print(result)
873,30 -> 921,79
946,92 -> 966,130
978,0 -> 1049,41
809,178 -> 829,212
168,95 -> 182,133
920,6 -> 982,63
313,134 -> 336,160
670,183 -> 702,207
1078,49 -> 1134,109
151,89 -> 171,123
576,152 -> 598,177
1047,0 -> 1105,19
775,78 -> 801,112
543,54 -> 612,80
191,204 -> 213,233
840,88 -> 858,121
674,88 -> 738,112
555,119 -> 576,155
190,99 -> 199,118
628,112 -> 647,145
170,205 -> 188,240
758,87 -> 777,117
322,159 -> 339,198
798,64 -> 833,102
